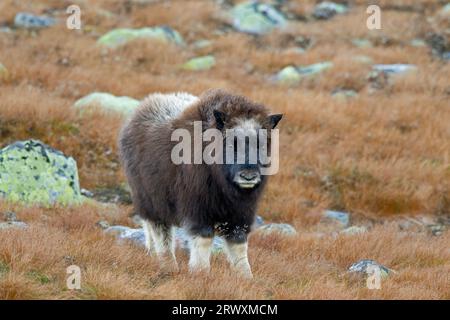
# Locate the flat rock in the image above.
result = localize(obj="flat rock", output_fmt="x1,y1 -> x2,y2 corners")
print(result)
97,26 -> 184,48
256,223 -> 297,236
372,64 -> 417,74
0,140 -> 82,206
323,210 -> 350,228
230,1 -> 286,35
74,92 -> 140,117
340,225 -> 367,235
14,12 -> 56,29
275,62 -> 333,85
313,2 -> 348,20
181,55 -> 216,71
0,221 -> 28,230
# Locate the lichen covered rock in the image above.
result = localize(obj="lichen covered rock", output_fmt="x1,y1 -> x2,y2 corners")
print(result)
74,92 -> 140,117
181,55 -> 216,71
97,26 -> 184,48
276,62 -> 333,84
0,140 -> 82,206
231,1 -> 286,35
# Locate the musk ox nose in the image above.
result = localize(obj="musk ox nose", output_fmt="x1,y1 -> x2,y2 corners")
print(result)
239,170 -> 258,181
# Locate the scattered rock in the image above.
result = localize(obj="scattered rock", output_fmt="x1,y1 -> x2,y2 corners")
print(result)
275,62 -> 333,84
351,38 -> 372,48
428,224 -> 445,236
332,89 -> 358,100
105,225 -> 146,245
323,210 -> 350,228
256,223 -> 297,236
410,39 -> 426,47
352,55 -> 374,65
91,185 -> 132,205
192,39 -> 213,49
80,188 -> 94,198
97,26 -> 184,48
0,221 -> 28,230
425,33 -> 449,60
340,225 -> 367,235
348,259 -> 392,278
254,215 -> 265,228
96,220 -> 110,230
312,2 -> 348,20
181,55 -> 216,71
0,140 -> 82,206
74,92 -> 140,117
230,1 -> 286,35
14,12 -> 56,29
2,211 -> 17,222
372,64 -> 417,74
0,63 -> 9,81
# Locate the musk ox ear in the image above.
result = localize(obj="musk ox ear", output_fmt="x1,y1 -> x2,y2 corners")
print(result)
213,110 -> 227,130
268,114 -> 283,129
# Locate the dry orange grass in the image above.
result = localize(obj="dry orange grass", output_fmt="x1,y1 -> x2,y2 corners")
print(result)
0,0 -> 449,299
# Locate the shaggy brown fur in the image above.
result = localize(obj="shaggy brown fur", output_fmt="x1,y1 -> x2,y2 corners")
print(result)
119,89 -> 281,242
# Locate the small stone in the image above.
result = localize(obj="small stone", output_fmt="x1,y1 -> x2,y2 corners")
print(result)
323,210 -> 350,227
254,215 -> 265,228
428,224 -> 445,236
181,55 -> 216,71
348,259 -> 392,278
14,12 -> 56,29
256,223 -> 297,236
80,188 -> 94,198
313,2 -> 348,20
97,26 -> 184,48
275,62 -> 333,85
3,211 -> 17,222
372,64 -> 417,74
351,39 -> 372,48
332,89 -> 358,100
192,39 -> 213,49
230,1 -> 286,35
0,221 -> 28,230
74,92 -> 140,118
410,39 -> 426,47
96,220 -> 110,230
340,225 -> 367,235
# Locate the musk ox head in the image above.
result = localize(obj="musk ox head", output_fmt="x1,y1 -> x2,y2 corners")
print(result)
201,90 -> 282,192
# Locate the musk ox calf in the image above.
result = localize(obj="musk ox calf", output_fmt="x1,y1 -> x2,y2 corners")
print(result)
118,89 -> 282,278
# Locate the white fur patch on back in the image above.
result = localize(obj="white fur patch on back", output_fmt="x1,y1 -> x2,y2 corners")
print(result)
140,92 -> 199,123
233,118 -> 261,131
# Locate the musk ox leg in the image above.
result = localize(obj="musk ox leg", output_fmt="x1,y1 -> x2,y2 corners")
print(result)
188,236 -> 213,273
224,241 -> 253,279
141,219 -> 155,255
145,221 -> 178,272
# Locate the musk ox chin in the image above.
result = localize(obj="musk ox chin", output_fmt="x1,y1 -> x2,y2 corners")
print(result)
118,89 -> 282,278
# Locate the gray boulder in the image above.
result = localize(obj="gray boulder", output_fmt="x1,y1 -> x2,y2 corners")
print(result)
313,2 -> 348,20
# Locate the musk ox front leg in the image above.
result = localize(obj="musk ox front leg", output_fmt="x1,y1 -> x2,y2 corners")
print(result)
224,240 -> 253,279
188,236 -> 213,273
